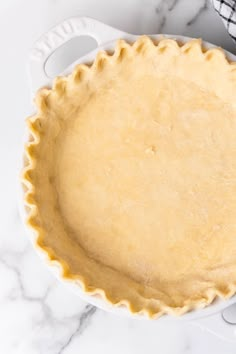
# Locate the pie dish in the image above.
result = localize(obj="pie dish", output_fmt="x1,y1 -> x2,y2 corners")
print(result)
23,36 -> 236,318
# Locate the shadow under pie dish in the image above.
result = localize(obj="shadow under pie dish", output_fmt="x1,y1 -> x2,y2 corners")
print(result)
23,36 -> 236,318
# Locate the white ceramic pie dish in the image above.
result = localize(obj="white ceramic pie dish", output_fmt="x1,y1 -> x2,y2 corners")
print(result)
21,16 -> 236,341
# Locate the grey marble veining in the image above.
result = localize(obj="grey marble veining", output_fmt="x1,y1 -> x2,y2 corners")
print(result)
1,0 -> 236,353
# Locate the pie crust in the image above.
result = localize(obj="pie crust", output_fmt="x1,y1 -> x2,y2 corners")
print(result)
23,36 -> 236,318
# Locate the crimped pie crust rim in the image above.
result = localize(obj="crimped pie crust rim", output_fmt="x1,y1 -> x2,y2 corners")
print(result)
22,36 -> 236,318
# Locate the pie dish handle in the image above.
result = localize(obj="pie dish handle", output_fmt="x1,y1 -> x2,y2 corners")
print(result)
29,16 -> 128,94
192,304 -> 236,342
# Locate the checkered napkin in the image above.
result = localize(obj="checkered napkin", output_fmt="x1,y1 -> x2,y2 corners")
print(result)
212,0 -> 236,41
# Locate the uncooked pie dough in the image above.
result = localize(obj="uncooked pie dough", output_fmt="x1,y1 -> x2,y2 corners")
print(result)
23,37 -> 236,317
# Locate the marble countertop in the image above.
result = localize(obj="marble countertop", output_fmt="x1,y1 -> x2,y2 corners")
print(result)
1,0 -> 236,353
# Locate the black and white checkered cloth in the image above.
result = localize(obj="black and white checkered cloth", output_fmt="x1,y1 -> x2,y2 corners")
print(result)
213,0 -> 236,41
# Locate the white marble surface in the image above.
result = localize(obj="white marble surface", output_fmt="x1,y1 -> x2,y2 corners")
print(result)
1,0 -> 236,353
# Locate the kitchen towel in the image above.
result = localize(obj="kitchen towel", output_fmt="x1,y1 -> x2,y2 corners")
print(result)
213,0 -> 236,41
